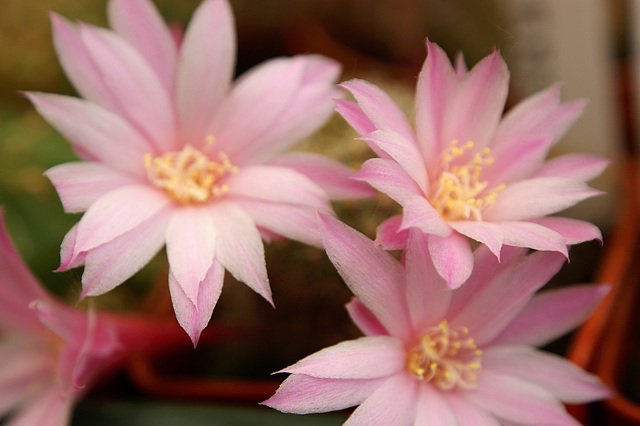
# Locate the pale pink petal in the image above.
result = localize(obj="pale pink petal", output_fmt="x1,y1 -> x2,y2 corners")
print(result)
340,79 -> 418,148
414,384 -> 457,426
50,13 -> 119,110
209,201 -> 271,304
281,336 -> 404,379
318,213 -> 412,340
232,198 -> 324,247
79,24 -> 176,152
168,260 -> 225,346
483,177 -> 603,222
414,40 -> 457,161
490,284 -> 610,347
344,298 -> 388,337
455,51 -> 468,76
107,0 -> 177,91
345,373 -> 418,426
492,83 -> 587,151
44,162 -> 137,213
263,374 -> 385,414
469,371 -> 580,426
354,159 -> 423,204
399,196 -> 452,237
267,152 -> 375,200
360,129 -> 428,190
428,233 -> 474,289
335,99 -> 376,137
226,165 -> 329,209
81,209 -> 170,297
209,57 -> 308,162
26,93 -> 153,175
450,221 -> 504,259
404,230 -> 451,330
529,216 -> 602,244
57,223 -> 85,272
441,49 -> 509,150
165,207 -> 216,304
243,57 -> 343,162
530,153 -> 611,181
374,215 -> 409,250
500,221 -> 569,255
6,387 -> 74,426
449,251 -> 566,345
74,185 -> 170,255
483,345 -> 611,404
444,392 -> 500,426
484,136 -> 552,186
177,0 -> 235,145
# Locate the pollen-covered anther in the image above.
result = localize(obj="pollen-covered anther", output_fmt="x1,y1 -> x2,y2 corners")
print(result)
429,140 -> 504,221
144,144 -> 238,204
406,320 -> 482,390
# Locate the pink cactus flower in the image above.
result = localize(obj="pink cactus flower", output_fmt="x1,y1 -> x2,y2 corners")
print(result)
263,213 -> 611,425
337,40 -> 609,288
27,0 -> 372,344
0,211 -> 180,426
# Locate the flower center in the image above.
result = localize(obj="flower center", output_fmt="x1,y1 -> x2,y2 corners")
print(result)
429,140 -> 504,221
144,141 -> 237,204
406,320 -> 482,390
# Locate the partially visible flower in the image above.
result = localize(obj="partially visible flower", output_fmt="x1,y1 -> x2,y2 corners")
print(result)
264,214 -> 611,425
27,0 -> 372,344
337,40 -> 608,288
0,211 -> 181,426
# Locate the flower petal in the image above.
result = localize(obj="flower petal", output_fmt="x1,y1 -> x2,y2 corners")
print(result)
360,129 -> 428,190
414,384 -> 457,426
483,345 -> 611,404
449,251 -> 566,345
263,374 -> 384,414
450,221 -> 504,260
485,136 -> 552,186
177,0 -> 235,145
168,260 -> 225,346
405,230 -> 451,331
209,201 -> 271,304
79,24 -> 176,152
318,213 -> 412,340
5,387 -> 74,426
165,207 -> 216,304
58,223 -> 85,272
281,336 -> 404,380
268,152 -> 375,200
74,185 -> 170,255
415,40 -> 457,161
490,284 -> 610,347
354,159 -> 423,204
469,371 -> 580,426
335,99 -> 376,137
399,196 -> 452,237
375,215 -> 409,250
483,177 -> 603,222
500,221 -> 569,255
345,373 -> 418,426
528,216 -> 602,245
340,79 -> 418,148
444,392 -> 500,426
428,232 -> 474,289
530,153 -> 611,181
45,162 -> 137,213
26,93 -> 152,175
81,209 -> 169,298
107,0 -> 177,91
345,298 -> 388,337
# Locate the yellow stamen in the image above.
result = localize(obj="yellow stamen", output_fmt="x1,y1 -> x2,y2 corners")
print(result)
406,320 -> 482,390
144,143 -> 238,204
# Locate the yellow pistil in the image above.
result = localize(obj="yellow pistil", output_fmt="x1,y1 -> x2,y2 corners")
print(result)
144,143 -> 238,204
429,140 -> 504,221
406,320 -> 482,390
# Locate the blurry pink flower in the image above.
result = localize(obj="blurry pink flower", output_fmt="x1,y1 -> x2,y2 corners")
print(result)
264,214 -> 611,425
27,0 -> 372,344
0,211 -> 177,426
337,40 -> 609,288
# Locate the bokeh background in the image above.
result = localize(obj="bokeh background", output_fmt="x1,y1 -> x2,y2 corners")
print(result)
0,0 -> 632,424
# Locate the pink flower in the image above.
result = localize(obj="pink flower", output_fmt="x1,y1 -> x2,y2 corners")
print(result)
0,211 -> 177,426
337,40 -> 609,288
263,213 -> 611,425
27,0 -> 372,344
